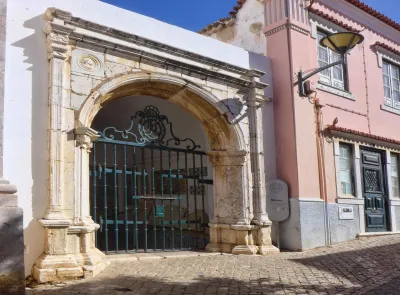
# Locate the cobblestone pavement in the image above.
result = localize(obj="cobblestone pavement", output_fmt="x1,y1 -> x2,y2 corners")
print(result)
28,235 -> 400,295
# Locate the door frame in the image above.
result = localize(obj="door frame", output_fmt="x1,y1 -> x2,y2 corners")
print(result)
360,146 -> 391,232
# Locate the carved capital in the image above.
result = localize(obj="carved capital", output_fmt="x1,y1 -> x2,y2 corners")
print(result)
208,150 -> 247,166
75,127 -> 100,151
43,22 -> 74,60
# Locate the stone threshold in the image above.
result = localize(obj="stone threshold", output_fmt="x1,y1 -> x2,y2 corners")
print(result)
357,232 -> 400,238
105,251 -> 227,261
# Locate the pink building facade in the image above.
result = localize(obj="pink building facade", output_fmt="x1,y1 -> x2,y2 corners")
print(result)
203,0 -> 400,250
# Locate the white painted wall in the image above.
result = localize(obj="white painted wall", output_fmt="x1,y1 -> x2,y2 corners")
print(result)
208,0 -> 266,56
5,0 -> 275,275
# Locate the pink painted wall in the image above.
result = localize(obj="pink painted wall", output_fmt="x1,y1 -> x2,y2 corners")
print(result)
266,30 -> 299,198
265,0 -> 400,201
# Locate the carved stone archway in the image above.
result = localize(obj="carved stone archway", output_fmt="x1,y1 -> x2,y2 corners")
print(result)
32,8 -> 278,283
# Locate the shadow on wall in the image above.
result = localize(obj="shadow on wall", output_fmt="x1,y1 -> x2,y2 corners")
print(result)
11,14 -> 49,276
0,210 -> 25,294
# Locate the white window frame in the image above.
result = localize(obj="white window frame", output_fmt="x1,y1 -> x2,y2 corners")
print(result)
383,60 -> 400,110
376,45 -> 400,115
317,30 -> 346,91
337,143 -> 355,197
390,153 -> 400,198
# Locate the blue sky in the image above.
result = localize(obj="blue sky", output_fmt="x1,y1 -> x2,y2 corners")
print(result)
101,0 -> 400,32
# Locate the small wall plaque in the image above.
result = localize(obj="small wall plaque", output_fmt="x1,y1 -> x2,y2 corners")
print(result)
339,206 -> 354,220
266,179 -> 289,222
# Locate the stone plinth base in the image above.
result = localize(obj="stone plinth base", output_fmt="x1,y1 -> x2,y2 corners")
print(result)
258,245 -> 280,255
232,245 -> 258,255
206,223 -> 280,255
33,221 -> 110,283
33,251 -> 110,283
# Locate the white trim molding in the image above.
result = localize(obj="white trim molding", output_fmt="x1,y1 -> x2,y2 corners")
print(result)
375,45 -> 400,69
309,16 -> 344,39
381,104 -> 400,116
317,83 -> 355,100
336,198 -> 364,205
289,198 -> 324,203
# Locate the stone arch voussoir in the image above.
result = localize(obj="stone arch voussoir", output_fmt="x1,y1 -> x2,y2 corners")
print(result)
77,72 -> 245,152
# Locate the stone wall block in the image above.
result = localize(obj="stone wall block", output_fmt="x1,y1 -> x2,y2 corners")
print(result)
71,74 -> 93,96
206,78 -> 228,91
105,52 -> 139,68
33,267 -> 56,284
67,233 -> 80,254
220,228 -> 236,244
140,61 -> 167,75
105,61 -> 132,78
56,267 -> 83,279
35,254 -> 78,270
71,93 -> 87,110
44,228 -> 68,255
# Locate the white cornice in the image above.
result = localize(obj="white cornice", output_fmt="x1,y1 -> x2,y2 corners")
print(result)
44,8 -> 268,91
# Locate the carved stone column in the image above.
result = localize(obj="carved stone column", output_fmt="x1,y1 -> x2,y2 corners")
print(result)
33,21 -> 80,283
74,127 -> 100,226
247,72 -> 271,226
42,22 -> 73,221
247,71 -> 279,255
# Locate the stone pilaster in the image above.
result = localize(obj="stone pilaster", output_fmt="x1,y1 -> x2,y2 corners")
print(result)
42,21 -> 74,221
74,127 -> 100,226
245,72 -> 279,255
71,127 -> 109,279
247,72 -> 271,226
33,19 -> 81,283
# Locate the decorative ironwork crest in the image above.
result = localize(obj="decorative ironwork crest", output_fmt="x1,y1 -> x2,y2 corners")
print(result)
100,105 -> 201,151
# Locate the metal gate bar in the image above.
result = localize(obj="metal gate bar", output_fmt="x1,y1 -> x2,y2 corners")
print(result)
90,105 -> 210,253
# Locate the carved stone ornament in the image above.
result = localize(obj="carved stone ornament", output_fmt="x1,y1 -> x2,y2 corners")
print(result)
43,22 -> 74,60
77,54 -> 102,72
75,127 -> 100,151
71,49 -> 105,77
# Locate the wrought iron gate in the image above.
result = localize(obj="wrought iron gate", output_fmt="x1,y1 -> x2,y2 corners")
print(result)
90,105 -> 211,253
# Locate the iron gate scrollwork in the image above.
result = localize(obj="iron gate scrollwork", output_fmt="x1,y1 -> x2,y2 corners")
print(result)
90,105 -> 211,253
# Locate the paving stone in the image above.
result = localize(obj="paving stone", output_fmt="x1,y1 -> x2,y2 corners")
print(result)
28,235 -> 400,294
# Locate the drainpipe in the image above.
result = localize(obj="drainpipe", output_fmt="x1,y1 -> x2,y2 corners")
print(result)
314,98 -> 331,246
247,71 -> 271,226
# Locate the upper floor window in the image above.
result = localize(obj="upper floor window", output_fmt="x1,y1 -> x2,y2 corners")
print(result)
383,61 -> 400,110
391,153 -> 399,197
339,143 -> 354,195
317,30 -> 346,91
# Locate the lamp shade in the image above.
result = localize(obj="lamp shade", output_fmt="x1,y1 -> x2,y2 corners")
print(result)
320,32 -> 364,55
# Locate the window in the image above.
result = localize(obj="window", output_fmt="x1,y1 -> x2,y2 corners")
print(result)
317,31 -> 346,90
391,153 -> 399,197
383,61 -> 400,110
339,144 -> 354,195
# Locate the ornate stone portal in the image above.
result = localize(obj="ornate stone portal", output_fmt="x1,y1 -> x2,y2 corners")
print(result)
32,7 -> 278,283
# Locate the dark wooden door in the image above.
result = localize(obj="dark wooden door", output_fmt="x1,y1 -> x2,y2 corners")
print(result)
360,149 -> 389,232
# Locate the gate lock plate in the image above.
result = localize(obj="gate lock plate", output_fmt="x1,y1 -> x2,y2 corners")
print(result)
155,205 -> 164,217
